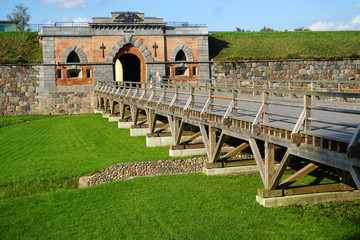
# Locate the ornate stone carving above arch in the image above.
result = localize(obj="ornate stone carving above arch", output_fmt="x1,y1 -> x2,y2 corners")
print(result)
61,45 -> 87,63
106,35 -> 154,63
170,44 -> 194,62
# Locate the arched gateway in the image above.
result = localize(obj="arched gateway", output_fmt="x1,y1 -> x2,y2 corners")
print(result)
39,11 -> 210,88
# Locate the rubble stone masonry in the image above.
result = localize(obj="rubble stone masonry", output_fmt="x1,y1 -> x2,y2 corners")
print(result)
0,65 -> 94,116
212,59 -> 360,81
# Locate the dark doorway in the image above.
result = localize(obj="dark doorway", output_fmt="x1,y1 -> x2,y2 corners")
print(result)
119,54 -> 140,82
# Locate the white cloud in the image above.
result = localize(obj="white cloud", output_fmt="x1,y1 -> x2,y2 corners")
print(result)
46,17 -> 89,25
309,15 -> 360,31
42,0 -> 87,10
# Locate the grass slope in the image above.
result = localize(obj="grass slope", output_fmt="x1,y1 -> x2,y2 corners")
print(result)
0,114 -> 359,239
0,114 -> 170,199
0,32 -> 42,64
210,31 -> 360,61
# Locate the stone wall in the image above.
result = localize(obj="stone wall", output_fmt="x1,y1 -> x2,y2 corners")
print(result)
0,65 -> 39,116
0,65 -> 95,116
212,59 -> 360,81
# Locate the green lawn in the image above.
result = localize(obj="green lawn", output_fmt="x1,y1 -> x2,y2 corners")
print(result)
210,31 -> 360,61
0,114 -> 359,239
0,114 -> 170,199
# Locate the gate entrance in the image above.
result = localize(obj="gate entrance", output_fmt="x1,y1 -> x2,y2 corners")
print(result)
114,43 -> 145,83
119,54 -> 140,82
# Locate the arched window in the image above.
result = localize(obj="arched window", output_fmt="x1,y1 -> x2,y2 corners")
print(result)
175,50 -> 186,61
67,51 -> 80,63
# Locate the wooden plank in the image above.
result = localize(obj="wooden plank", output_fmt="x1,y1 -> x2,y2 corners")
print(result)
269,149 -> 293,190
291,110 -> 305,134
175,120 -> 185,145
210,95 -> 232,100
280,163 -> 319,188
249,138 -> 265,185
284,183 -> 356,196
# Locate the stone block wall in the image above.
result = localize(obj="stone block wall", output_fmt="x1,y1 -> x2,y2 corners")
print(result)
0,65 -> 39,116
212,59 -> 360,81
0,65 -> 95,116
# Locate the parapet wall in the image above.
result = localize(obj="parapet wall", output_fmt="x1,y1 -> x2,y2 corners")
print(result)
212,59 -> 360,81
0,65 -> 94,116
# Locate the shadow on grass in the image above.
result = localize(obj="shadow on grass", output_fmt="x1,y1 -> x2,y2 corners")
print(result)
209,36 -> 229,60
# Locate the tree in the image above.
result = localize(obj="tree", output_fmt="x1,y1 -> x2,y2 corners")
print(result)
294,27 -> 311,32
260,26 -> 275,32
6,4 -> 31,31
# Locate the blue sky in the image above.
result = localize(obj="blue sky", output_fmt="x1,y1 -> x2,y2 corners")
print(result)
2,0 -> 360,31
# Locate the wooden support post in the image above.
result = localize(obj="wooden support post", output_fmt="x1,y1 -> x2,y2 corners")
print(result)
109,100 -> 114,115
146,109 -> 157,134
200,124 -> 226,163
262,92 -> 269,124
249,138 -> 265,185
269,149 -> 293,190
350,166 -> 360,191
265,141 -> 275,190
130,104 -> 139,125
168,115 -> 185,145
304,94 -> 311,131
280,163 -> 319,188
232,90 -> 238,118
119,102 -> 125,119
348,124 -> 360,158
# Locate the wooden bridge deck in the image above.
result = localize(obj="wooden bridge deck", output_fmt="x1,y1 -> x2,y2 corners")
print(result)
95,80 -> 360,204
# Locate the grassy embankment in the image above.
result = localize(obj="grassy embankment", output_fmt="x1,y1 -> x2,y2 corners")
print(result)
0,32 -> 42,64
210,31 -> 360,62
0,114 -> 359,239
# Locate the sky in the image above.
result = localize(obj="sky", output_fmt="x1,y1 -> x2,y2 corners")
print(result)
1,0 -> 360,31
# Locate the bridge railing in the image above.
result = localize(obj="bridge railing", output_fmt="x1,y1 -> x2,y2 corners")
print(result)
165,78 -> 360,94
95,80 -> 360,156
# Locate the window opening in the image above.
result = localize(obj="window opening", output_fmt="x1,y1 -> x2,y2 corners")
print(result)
67,51 -> 80,63
175,50 -> 186,61
192,66 -> 197,76
57,69 -> 62,78
86,69 -> 91,78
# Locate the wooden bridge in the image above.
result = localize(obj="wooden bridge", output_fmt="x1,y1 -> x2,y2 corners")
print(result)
94,79 -> 360,206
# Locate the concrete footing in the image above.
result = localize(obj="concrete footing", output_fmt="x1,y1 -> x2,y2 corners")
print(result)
109,116 -> 121,122
169,146 -> 234,158
102,113 -> 110,118
146,135 -> 192,147
118,121 -> 133,128
256,191 -> 360,208
203,165 -> 259,176
94,109 -> 103,114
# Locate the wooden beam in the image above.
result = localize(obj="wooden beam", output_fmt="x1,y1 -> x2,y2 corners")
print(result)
269,149 -> 293,190
222,142 -> 250,159
249,138 -> 265,185
175,120 -> 185,145
350,166 -> 360,191
284,183 -> 356,196
182,131 -> 201,144
280,163 -> 319,188
348,124 -> 360,158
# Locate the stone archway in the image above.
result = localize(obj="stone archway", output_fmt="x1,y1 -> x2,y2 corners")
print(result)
113,43 -> 146,83
61,45 -> 87,63
106,36 -> 153,83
